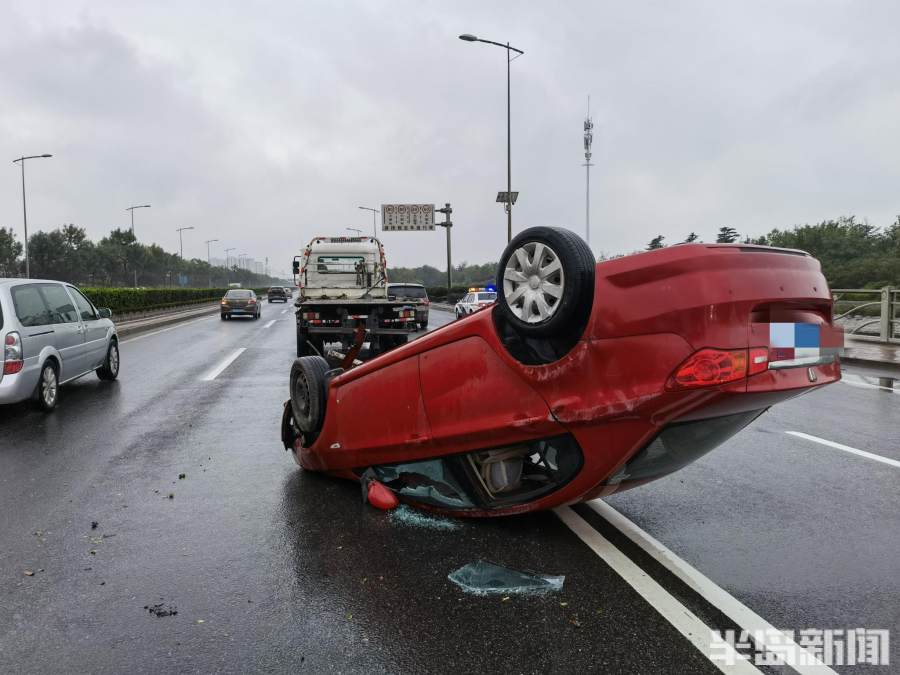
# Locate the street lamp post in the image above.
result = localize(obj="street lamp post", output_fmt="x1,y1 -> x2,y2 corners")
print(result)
224,247 -> 235,270
126,204 -> 151,236
459,33 -> 523,243
12,153 -> 52,278
346,227 -> 363,236
357,206 -> 379,238
176,226 -> 195,259
126,204 -> 151,288
205,238 -> 219,287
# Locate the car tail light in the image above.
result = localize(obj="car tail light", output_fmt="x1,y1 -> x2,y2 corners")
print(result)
422,299 -> 430,305
248,298 -> 257,305
667,348 -> 747,390
748,347 -> 768,375
3,332 -> 24,375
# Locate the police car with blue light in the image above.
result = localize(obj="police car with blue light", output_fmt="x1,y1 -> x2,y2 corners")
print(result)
454,286 -> 498,319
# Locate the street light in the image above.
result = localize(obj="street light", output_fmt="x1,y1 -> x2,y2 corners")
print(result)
346,227 -> 363,236
458,33 -> 524,243
224,247 -> 235,269
125,204 -> 151,236
12,153 -> 52,278
176,226 -> 195,258
205,238 -> 219,287
357,206 -> 379,237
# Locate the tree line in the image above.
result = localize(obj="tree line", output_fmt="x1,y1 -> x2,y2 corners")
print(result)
644,217 -> 900,288
0,225 -> 282,288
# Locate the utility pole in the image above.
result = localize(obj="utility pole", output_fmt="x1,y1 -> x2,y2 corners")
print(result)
583,96 -> 594,247
437,203 -> 453,293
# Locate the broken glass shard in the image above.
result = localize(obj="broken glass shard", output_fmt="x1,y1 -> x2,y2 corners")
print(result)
448,560 -> 564,595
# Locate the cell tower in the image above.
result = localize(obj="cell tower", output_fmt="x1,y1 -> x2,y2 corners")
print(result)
583,96 -> 594,247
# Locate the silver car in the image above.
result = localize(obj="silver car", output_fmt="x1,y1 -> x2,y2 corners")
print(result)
0,279 -> 119,411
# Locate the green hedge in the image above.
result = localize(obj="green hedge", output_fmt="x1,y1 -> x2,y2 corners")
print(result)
82,287 -> 270,314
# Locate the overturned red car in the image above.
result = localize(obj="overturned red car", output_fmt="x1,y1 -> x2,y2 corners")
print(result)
281,227 -> 841,517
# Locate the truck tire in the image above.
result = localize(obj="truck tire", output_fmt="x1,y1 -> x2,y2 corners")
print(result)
495,226 -> 594,339
289,356 -> 329,439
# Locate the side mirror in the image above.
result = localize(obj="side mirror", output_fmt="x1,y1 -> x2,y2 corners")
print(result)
98,307 -> 113,319
292,260 -> 300,274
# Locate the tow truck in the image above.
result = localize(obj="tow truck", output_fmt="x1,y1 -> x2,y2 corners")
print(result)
292,236 -> 417,361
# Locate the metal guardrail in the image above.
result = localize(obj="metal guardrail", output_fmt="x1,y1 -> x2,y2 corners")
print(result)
832,287 -> 899,343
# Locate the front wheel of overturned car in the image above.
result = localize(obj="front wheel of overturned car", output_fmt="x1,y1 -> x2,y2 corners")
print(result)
289,355 -> 329,441
495,226 -> 595,339
97,340 -> 120,381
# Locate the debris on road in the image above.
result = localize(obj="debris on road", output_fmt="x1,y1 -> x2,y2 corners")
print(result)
23,569 -> 34,576
178,473 -> 186,479
360,469 -> 398,511
389,505 -> 461,531
448,560 -> 565,595
145,603 -> 178,617
91,521 -> 98,530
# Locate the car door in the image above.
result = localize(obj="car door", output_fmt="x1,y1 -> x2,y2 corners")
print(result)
36,283 -> 87,380
67,285 -> 107,369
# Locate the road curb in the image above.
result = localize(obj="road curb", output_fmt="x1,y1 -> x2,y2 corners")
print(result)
116,302 -> 221,337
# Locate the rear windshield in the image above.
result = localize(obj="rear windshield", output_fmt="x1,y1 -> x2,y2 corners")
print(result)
268,287 -> 284,292
226,290 -> 252,298
477,292 -> 497,301
390,285 -> 427,299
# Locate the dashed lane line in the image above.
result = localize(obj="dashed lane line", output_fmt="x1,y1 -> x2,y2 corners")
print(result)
201,348 -> 247,381
786,431 -> 900,469
555,507 -> 763,675
263,319 -> 276,328
586,500 -> 837,674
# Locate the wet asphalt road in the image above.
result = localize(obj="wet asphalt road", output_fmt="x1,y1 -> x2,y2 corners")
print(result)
0,306 -> 897,674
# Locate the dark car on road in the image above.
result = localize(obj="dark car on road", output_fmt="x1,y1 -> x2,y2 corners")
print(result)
267,286 -> 288,303
283,226 -> 842,517
221,289 -> 261,320
387,283 -> 429,329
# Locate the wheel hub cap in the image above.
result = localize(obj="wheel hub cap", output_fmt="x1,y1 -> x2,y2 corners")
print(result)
503,241 -> 565,323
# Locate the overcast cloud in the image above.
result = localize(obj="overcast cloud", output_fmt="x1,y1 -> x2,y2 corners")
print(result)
1,0 -> 899,274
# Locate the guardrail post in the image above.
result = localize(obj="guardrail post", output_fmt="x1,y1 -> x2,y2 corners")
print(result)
880,286 -> 892,340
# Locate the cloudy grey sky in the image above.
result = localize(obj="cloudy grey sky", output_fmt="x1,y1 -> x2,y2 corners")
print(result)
2,0 -> 898,274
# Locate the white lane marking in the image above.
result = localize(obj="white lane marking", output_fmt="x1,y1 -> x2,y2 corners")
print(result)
263,319 -> 276,328
786,431 -> 900,469
839,373 -> 899,394
555,507 -> 762,674
280,309 -> 288,314
201,348 -> 246,381
120,316 -> 216,345
586,500 -> 837,674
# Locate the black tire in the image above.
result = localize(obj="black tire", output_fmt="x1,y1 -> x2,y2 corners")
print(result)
455,309 -> 461,320
221,313 -> 227,320
97,340 -> 120,381
34,361 -> 59,412
494,226 -> 595,339
289,356 -> 330,439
